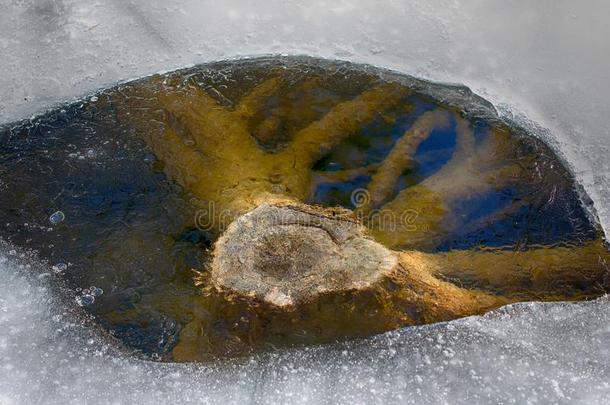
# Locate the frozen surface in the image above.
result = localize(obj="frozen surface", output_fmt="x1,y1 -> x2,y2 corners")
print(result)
1,0 -> 610,232
1,0 -> 610,404
1,248 -> 610,404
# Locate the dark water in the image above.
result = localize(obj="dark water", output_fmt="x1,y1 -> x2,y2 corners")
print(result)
0,56 -> 599,359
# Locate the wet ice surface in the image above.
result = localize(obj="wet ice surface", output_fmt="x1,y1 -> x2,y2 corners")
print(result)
1,0 -> 610,404
2,0 -> 610,232
2,56 -> 603,361
1,247 -> 610,404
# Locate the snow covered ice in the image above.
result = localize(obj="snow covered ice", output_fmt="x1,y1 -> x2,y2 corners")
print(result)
1,245 -> 609,404
1,0 -> 610,403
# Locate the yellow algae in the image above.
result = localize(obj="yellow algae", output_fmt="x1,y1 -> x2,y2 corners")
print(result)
105,59 -> 610,361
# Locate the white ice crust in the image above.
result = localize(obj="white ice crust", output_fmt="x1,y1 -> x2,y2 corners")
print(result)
0,1 -> 609,403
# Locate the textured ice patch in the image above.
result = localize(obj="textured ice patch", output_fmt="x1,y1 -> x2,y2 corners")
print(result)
1,1 -> 610,403
0,247 -> 609,404
1,0 -> 609,235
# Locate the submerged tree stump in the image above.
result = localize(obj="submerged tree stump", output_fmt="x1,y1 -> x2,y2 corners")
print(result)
3,57 -> 610,361
211,202 -> 398,308
172,202 -> 508,361
107,57 -> 610,361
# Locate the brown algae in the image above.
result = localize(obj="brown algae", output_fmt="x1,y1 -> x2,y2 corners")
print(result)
0,56 -> 607,361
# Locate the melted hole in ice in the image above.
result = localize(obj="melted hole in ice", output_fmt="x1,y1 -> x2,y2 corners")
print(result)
0,56 -> 602,361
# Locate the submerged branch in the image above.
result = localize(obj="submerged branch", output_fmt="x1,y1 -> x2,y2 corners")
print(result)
363,109 -> 451,210
288,83 -> 410,164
